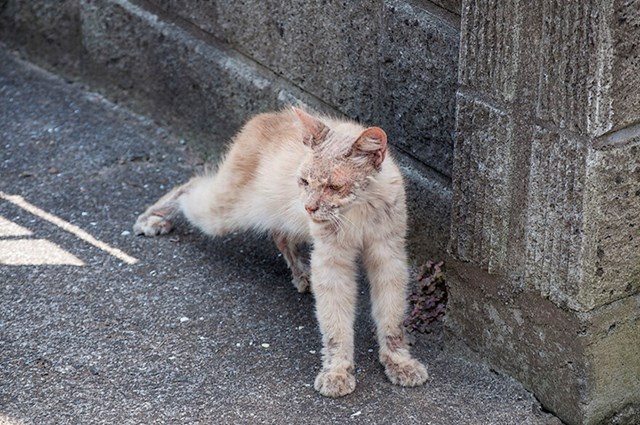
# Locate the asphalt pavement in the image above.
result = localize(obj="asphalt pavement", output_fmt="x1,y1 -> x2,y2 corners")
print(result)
0,46 -> 560,425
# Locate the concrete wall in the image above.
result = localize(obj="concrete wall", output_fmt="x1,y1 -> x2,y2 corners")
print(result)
449,1 -> 640,424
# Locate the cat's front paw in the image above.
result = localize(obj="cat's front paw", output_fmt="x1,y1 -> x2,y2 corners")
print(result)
314,368 -> 356,398
133,213 -> 174,236
381,356 -> 428,387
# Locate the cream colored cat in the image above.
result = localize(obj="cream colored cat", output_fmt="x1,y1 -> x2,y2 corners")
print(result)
133,107 -> 428,397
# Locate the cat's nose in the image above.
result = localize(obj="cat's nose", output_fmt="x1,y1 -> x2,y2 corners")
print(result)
305,204 -> 318,214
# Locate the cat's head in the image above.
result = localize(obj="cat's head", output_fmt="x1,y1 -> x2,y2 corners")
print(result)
294,107 -> 387,224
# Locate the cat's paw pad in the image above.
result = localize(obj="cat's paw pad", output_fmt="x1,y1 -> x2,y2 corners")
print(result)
133,214 -> 174,236
382,357 -> 428,387
314,368 -> 356,398
292,274 -> 311,293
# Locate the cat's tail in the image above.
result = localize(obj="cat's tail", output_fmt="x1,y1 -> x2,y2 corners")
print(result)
178,169 -> 255,237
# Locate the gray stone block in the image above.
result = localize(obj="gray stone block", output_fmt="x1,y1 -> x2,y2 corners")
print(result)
458,0 -> 520,103
581,135 -> 640,310
535,0 -> 640,136
380,0 -> 459,177
400,158 -> 452,262
535,0 -> 611,136
524,127 -> 590,310
446,260 -> 640,425
523,127 -> 640,312
611,0 -> 640,133
148,0 -> 381,125
450,92 -> 513,274
78,0 -> 332,159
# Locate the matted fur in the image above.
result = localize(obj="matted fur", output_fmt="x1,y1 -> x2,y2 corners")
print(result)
134,108 -> 428,397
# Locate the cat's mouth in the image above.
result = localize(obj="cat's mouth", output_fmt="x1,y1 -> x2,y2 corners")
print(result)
309,215 -> 329,223
307,211 -> 335,224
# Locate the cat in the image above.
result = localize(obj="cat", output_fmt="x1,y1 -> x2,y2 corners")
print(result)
133,107 -> 428,397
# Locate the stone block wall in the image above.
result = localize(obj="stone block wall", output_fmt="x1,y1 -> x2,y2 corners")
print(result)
449,0 -> 640,424
0,0 -> 459,260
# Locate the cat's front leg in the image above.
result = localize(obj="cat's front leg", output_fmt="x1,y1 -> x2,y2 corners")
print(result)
311,239 -> 359,397
363,235 -> 429,388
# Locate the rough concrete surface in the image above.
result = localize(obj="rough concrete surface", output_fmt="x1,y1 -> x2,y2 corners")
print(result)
0,48 -> 558,424
380,0 -> 459,177
149,0 -> 381,125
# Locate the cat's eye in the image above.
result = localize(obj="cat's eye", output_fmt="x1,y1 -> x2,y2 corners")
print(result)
299,177 -> 309,186
328,183 -> 343,192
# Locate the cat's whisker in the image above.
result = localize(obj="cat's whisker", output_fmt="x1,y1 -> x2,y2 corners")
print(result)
328,214 -> 347,242
329,214 -> 342,232
337,212 -> 355,229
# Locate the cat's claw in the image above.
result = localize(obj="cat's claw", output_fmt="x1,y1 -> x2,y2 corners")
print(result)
293,274 -> 311,293
133,214 -> 174,236
314,368 -> 356,398
382,356 -> 428,387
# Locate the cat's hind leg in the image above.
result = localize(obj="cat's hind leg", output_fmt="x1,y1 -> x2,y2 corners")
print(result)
133,181 -> 193,236
272,230 -> 311,293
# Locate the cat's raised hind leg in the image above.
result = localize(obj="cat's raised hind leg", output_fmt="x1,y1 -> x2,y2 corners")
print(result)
133,181 -> 192,236
272,230 -> 311,293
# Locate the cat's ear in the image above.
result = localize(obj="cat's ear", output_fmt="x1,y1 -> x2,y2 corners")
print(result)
293,107 -> 329,147
351,127 -> 387,169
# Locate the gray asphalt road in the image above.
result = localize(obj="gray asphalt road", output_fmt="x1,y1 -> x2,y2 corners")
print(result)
0,47 -> 558,425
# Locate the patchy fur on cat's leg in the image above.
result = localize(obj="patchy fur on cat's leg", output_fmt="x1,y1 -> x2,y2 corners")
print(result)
271,230 -> 311,293
133,181 -> 193,236
311,238 -> 359,397
363,234 -> 429,387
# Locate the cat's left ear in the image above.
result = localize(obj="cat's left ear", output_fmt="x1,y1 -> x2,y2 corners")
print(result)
293,107 -> 329,147
352,127 -> 387,169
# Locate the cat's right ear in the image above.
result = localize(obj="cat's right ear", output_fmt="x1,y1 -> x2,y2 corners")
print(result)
352,127 -> 387,169
293,107 -> 329,147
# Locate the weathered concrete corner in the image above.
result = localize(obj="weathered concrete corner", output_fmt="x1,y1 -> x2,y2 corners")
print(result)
449,0 -> 640,423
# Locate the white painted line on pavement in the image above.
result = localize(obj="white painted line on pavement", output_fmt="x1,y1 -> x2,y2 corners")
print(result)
0,192 -> 138,265
0,239 -> 85,266
0,214 -> 33,237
